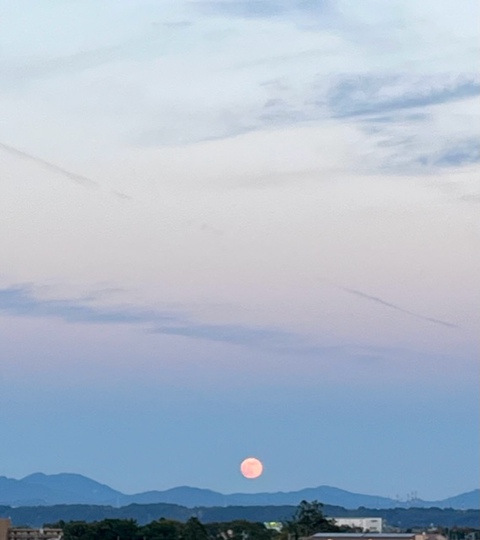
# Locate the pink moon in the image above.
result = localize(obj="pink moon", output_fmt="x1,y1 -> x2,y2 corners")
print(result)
240,457 -> 263,479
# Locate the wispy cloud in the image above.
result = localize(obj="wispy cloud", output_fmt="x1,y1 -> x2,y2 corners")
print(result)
0,285 -> 375,360
151,323 -> 297,348
429,138 -> 480,168
135,71 -> 479,155
0,31 -> 168,91
255,74 -> 479,132
0,285 -> 176,326
338,286 -> 458,329
370,136 -> 480,176
0,285 -> 317,354
1,47 -> 126,88
151,318 -> 410,362
0,142 -> 98,187
192,0 -> 332,19
326,74 -> 480,118
370,135 -> 480,175
323,74 -> 480,174
459,193 -> 480,204
149,323 -> 412,366
0,142 -> 131,198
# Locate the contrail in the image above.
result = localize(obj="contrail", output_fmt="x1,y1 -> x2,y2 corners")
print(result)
0,141 -> 98,188
338,286 -> 458,329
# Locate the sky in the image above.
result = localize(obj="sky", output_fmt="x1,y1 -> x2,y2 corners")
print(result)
0,0 -> 479,502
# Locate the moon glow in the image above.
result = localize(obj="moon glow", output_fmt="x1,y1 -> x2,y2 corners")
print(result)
240,457 -> 263,479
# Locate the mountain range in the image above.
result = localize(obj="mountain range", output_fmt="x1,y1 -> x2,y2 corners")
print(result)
0,473 -> 478,509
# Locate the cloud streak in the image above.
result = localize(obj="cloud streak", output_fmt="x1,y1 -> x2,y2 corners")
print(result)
0,285 -> 317,354
430,138 -> 480,168
327,74 -> 480,118
0,142 -> 132,198
0,31 -> 169,90
0,285 -> 176,326
150,323 -> 366,359
0,142 -> 98,188
0,285 -> 380,360
192,0 -> 332,19
135,72 -> 479,160
151,322 -> 301,349
0,285 -> 332,356
338,286 -> 458,329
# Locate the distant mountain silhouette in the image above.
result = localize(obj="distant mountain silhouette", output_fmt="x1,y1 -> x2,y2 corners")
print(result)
0,473 -> 120,506
437,489 -> 480,509
0,473 -> 478,509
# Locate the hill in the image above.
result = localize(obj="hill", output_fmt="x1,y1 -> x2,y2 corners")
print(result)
0,502 -> 479,529
0,473 -> 478,510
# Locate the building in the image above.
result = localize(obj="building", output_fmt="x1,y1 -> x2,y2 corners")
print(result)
264,522 -> 283,532
0,520 -> 62,540
331,518 -> 383,533
309,534 -> 420,540
0,520 -> 9,540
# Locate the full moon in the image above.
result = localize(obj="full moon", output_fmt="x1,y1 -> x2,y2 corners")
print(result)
240,457 -> 263,479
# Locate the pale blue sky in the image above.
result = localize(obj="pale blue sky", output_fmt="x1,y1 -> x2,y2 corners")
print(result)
0,0 -> 479,500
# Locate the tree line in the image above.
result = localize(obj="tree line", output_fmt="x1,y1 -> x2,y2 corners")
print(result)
5,499 -> 478,530
48,501 -> 339,540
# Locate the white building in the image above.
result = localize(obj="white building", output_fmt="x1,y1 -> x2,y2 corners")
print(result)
332,518 -> 383,533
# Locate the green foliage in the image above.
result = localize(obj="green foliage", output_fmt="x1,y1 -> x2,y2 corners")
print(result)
4,503 -> 479,530
205,519 -> 275,540
95,519 -> 139,540
5,501 -> 480,536
140,518 -> 184,540
183,517 -> 210,540
284,500 -> 340,539
63,521 -> 98,540
62,519 -> 139,540
53,516 -> 276,540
